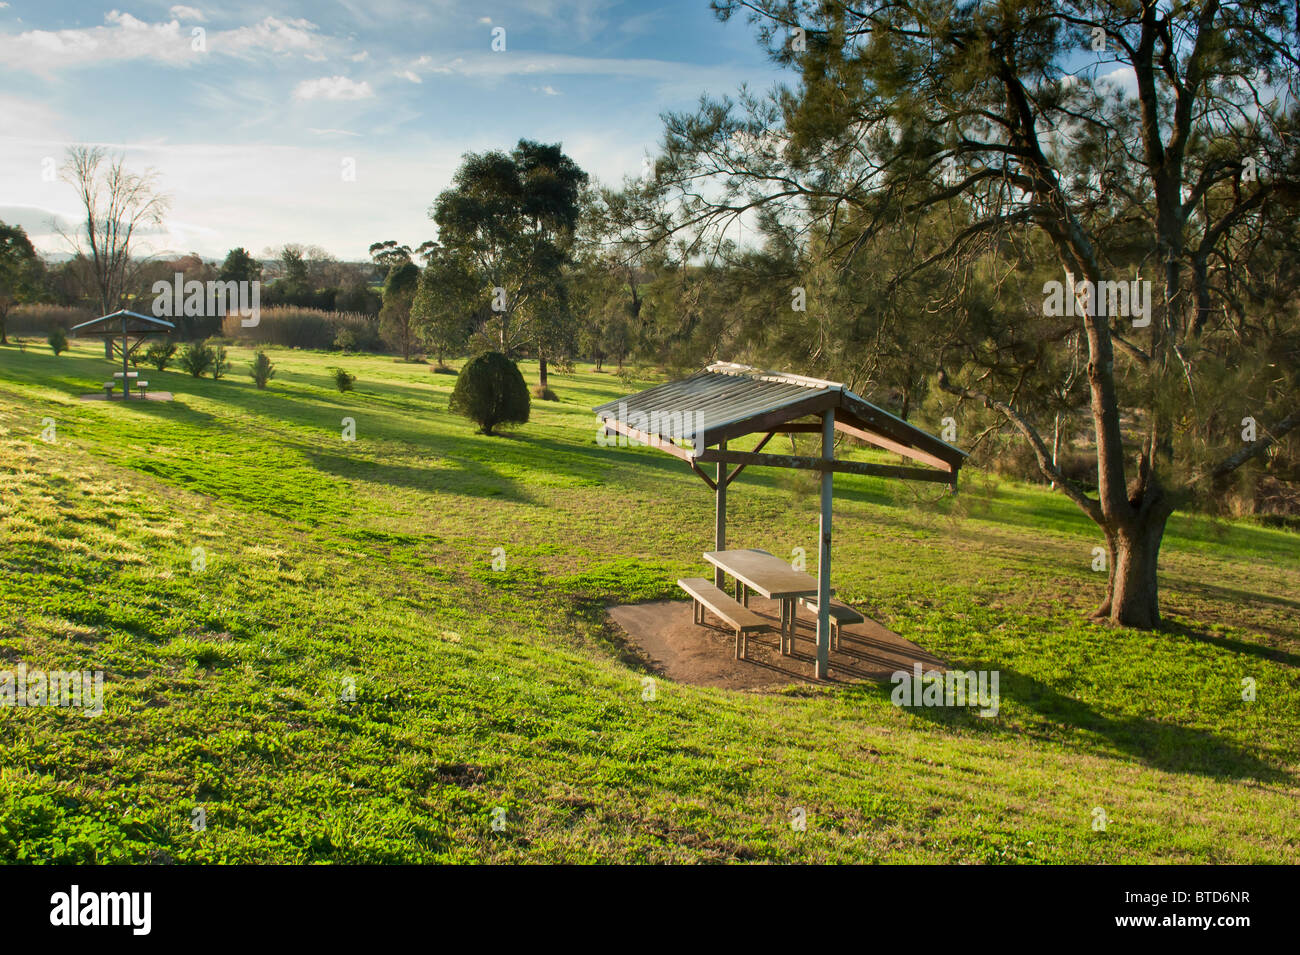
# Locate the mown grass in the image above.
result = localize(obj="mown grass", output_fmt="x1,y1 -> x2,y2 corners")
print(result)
0,339 -> 1297,863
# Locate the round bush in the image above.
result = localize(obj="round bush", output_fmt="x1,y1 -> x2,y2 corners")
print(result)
449,352 -> 530,435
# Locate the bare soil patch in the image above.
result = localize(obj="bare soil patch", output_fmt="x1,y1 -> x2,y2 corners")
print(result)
608,596 -> 945,691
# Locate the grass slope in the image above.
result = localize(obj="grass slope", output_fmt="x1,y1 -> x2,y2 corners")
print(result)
1,341 -> 1297,863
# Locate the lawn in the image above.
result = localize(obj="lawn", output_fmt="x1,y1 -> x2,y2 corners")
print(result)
1,340 -> 1297,863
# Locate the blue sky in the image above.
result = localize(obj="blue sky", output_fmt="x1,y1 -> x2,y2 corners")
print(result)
0,1 -> 786,261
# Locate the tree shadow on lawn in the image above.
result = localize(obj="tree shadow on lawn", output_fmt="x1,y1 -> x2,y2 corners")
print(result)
845,667 -> 1289,783
1157,617 -> 1300,667
1164,576 -> 1300,622
280,438 -> 537,506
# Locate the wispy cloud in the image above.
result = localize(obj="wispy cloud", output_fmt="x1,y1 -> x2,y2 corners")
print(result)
293,76 -> 375,101
0,12 -> 329,75
169,5 -> 206,21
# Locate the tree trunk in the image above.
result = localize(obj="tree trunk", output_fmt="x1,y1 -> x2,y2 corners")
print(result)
538,350 -> 548,392
1050,413 -> 1061,489
1093,494 -> 1173,629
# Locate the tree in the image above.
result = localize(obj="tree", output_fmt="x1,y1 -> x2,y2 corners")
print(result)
411,244 -> 479,366
641,0 -> 1300,629
431,140 -> 588,355
0,221 -> 41,345
379,260 -> 421,360
449,351 -> 531,435
60,146 -> 170,355
219,247 -> 262,284
369,240 -> 413,275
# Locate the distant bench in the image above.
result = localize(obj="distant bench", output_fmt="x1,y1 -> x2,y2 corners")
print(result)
678,577 -> 772,660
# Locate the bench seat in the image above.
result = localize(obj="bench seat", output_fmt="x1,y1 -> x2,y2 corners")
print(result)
678,577 -> 771,659
798,596 -> 865,650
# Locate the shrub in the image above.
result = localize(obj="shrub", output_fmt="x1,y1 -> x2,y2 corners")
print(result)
334,327 -> 357,352
449,351 -> 530,435
143,341 -> 178,371
179,342 -> 215,378
47,327 -> 68,356
532,384 -> 558,401
210,342 -> 231,380
331,367 -> 355,392
249,351 -> 275,389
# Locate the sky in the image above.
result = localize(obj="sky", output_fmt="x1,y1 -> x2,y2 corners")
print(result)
0,1 -> 786,262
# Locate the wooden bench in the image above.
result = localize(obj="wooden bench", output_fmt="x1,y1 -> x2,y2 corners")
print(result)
678,577 -> 771,660
102,381 -> 115,398
798,596 -> 865,650
136,380 -> 149,395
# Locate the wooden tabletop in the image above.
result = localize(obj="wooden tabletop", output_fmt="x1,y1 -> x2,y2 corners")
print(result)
703,548 -> 819,599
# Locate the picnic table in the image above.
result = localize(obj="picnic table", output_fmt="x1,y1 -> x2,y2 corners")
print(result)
106,370 -> 147,398
703,548 -> 821,655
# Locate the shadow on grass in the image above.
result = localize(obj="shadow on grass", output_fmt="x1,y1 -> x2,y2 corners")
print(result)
1158,617 -> 1300,667
844,667 -> 1288,783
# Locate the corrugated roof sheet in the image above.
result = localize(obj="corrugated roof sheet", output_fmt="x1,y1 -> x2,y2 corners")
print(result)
594,367 -> 833,442
71,309 -> 175,335
594,363 -> 967,465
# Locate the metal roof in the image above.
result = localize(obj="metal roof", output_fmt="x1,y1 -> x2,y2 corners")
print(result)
71,309 -> 175,336
594,362 -> 967,467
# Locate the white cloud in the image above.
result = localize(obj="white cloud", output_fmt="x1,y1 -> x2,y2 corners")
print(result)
169,5 -> 206,21
0,13 -> 329,75
1098,66 -> 1138,96
396,70 -> 421,84
536,85 -> 561,96
292,76 -> 374,101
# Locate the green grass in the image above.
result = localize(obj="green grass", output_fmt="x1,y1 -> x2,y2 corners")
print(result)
1,339 -> 1297,863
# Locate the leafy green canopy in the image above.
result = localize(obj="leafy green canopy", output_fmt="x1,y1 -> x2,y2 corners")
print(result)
431,140 -> 588,355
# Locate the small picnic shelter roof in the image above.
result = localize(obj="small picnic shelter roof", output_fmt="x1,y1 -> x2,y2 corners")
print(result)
71,309 -> 175,337
595,362 -> 967,484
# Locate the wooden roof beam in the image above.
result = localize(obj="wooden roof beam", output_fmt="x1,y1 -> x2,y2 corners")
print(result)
695,447 -> 957,485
